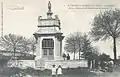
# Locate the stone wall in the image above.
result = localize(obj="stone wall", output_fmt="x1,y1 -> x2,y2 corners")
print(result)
44,60 -> 88,69
7,60 -> 35,69
7,60 -> 88,70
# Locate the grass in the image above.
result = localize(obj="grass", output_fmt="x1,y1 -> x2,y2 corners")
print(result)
0,67 -> 97,77
29,68 -> 97,77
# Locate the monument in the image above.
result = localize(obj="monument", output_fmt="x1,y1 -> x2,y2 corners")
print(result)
33,1 -> 64,61
7,1 -> 88,69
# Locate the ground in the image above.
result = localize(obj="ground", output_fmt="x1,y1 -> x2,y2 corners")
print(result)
1,66 -> 120,77
98,67 -> 120,77
0,67 -> 97,77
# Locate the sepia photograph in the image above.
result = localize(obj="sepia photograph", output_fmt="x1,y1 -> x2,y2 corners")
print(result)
0,0 -> 120,77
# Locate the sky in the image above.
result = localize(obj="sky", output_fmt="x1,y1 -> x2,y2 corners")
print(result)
0,0 -> 120,58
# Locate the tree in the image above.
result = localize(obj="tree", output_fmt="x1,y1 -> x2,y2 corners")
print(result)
82,47 -> 99,68
19,37 -> 31,56
64,32 -> 92,60
83,47 -> 99,59
0,34 -> 31,59
98,53 -> 111,69
28,37 -> 36,59
90,9 -> 120,63
64,33 -> 77,60
74,32 -> 83,60
99,53 -> 111,62
80,34 -> 92,58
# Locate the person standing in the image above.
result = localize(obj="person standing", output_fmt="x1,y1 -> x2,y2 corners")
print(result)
66,54 -> 70,60
57,65 -> 63,77
51,65 -> 57,77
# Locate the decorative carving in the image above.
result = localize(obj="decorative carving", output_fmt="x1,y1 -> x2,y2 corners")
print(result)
55,34 -> 64,41
55,15 -> 59,20
38,16 -> 42,21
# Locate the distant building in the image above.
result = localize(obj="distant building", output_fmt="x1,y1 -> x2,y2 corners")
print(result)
34,1 -> 64,61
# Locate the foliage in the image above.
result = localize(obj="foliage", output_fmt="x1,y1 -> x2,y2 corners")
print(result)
90,9 -> 120,41
64,32 -> 94,60
28,37 -> 36,59
82,47 -> 99,69
90,9 -> 120,62
83,47 -> 99,59
0,34 -> 36,59
99,53 -> 111,62
98,53 -> 112,69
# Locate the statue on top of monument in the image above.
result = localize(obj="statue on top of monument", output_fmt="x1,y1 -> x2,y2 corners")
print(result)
48,1 -> 51,11
47,1 -> 53,18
